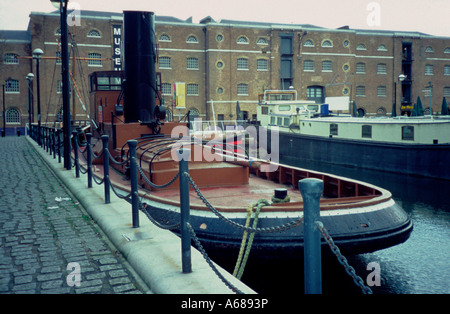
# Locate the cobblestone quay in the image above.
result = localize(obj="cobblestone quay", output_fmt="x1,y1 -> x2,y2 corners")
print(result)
0,136 -> 149,294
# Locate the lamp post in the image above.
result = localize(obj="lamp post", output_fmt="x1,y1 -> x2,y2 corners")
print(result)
33,48 -> 43,145
26,73 -> 34,136
51,0 -> 71,170
2,83 -> 5,137
394,74 -> 407,116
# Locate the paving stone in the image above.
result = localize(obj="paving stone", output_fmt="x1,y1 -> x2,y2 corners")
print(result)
0,137 -> 148,294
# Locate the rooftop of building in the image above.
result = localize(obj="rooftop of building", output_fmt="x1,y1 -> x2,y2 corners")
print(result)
20,9 -> 448,39
0,30 -> 31,43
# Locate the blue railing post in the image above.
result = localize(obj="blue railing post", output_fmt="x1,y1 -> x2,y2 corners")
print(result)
179,148 -> 192,273
52,128 -> 56,159
45,127 -> 49,153
72,130 -> 80,178
101,135 -> 110,204
86,133 -> 93,188
299,178 -> 324,294
57,129 -> 62,163
128,140 -> 139,228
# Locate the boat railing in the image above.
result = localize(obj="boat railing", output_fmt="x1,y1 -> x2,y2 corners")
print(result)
190,119 -> 248,133
32,129 -> 374,295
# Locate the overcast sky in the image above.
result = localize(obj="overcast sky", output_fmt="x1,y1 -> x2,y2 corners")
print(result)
0,0 -> 449,37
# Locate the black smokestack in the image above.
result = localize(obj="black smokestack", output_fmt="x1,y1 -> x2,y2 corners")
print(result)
123,11 -> 156,124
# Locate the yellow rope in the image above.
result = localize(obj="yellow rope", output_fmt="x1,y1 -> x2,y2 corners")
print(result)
233,199 -> 270,279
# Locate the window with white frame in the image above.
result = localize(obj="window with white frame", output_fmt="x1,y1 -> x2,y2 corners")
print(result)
3,53 -> 18,64
304,60 -> 314,72
425,46 -> 434,53
377,85 -> 387,97
257,37 -> 268,45
57,80 -> 63,93
161,83 -> 172,95
237,83 -> 249,95
186,35 -> 198,43
159,34 -> 171,42
356,86 -> 366,97
444,87 -> 450,97
444,65 -> 450,76
257,59 -> 268,71
187,57 -> 199,70
237,36 -> 249,44
88,53 -> 102,66
425,64 -> 434,75
87,29 -> 101,38
377,63 -> 387,74
377,44 -> 387,51
159,57 -> 171,69
322,60 -> 332,72
356,62 -> 366,74
321,40 -> 333,48
5,79 -> 19,93
304,40 -> 314,47
237,58 -> 248,70
56,51 -> 61,65
186,83 -> 199,96
6,108 -> 20,124
357,43 -> 366,50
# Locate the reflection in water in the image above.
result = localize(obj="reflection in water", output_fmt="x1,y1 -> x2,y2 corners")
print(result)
235,159 -> 450,294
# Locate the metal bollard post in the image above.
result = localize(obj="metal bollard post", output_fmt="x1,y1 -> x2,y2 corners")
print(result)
57,129 -> 61,163
179,148 -> 192,273
101,135 -> 110,204
86,133 -> 93,188
299,178 -> 324,294
128,140 -> 139,228
52,129 -> 56,159
72,130 -> 80,178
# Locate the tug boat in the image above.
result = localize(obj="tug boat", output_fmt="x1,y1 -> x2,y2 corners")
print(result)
83,11 -> 412,262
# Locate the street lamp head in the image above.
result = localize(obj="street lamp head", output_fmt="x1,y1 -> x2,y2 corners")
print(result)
26,73 -> 35,82
33,48 -> 44,58
50,0 -> 68,9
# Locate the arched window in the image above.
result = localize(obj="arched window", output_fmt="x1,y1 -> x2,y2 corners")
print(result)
357,43 -> 367,50
159,34 -> 171,42
304,40 -> 314,47
186,35 -> 198,43
321,40 -> 333,48
6,108 -> 20,124
237,36 -> 249,44
87,29 -> 101,38
257,37 -> 268,45
189,108 -> 200,120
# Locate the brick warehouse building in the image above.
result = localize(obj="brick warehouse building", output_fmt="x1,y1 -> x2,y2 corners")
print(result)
1,9 -> 450,135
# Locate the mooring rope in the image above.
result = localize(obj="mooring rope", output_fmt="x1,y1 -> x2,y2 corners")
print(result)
233,199 -> 270,279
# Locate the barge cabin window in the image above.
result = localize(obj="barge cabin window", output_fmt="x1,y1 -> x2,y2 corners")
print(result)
330,123 -> 338,136
402,126 -> 414,141
362,125 -> 372,138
